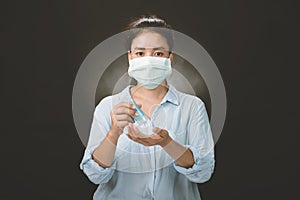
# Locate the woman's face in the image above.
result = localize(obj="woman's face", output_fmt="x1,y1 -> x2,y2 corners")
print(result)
128,31 -> 173,61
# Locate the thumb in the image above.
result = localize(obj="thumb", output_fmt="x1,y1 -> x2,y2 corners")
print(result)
152,127 -> 161,134
156,129 -> 169,138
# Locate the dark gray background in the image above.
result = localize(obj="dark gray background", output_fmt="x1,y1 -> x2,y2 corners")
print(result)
2,0 -> 299,199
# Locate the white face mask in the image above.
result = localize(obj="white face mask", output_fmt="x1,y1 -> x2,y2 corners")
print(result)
128,56 -> 172,89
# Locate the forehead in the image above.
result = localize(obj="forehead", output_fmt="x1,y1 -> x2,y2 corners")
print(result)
131,31 -> 169,49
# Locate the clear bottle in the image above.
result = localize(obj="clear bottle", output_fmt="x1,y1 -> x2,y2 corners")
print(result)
124,98 -> 153,135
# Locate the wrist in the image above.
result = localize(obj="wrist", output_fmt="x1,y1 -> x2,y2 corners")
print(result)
110,125 -> 123,136
159,134 -> 173,148
106,130 -> 121,144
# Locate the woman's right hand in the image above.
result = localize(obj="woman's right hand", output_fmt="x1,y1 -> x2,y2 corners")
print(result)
109,102 -> 139,137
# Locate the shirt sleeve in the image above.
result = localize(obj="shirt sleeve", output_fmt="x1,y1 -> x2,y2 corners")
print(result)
79,96 -> 116,185
173,98 -> 215,183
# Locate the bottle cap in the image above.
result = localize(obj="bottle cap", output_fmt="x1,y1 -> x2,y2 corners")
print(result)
130,98 -> 145,121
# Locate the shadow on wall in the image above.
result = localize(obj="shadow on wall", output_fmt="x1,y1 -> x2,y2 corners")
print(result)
95,53 -> 212,119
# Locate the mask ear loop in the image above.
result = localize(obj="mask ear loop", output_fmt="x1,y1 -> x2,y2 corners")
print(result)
168,51 -> 173,59
128,50 -> 133,62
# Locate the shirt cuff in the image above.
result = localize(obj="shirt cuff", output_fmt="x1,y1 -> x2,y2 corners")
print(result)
80,148 -> 116,184
172,145 -> 201,174
172,144 -> 215,183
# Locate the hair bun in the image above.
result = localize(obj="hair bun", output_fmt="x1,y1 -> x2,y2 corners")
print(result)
134,17 -> 166,27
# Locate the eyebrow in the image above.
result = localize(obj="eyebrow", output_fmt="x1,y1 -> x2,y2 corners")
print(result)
133,47 -> 168,50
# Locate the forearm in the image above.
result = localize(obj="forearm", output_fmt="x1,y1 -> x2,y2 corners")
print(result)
92,130 -> 120,168
161,137 -> 195,168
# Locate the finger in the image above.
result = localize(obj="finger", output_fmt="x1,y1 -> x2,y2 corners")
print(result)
140,138 -> 156,146
127,123 -> 152,140
127,131 -> 155,146
132,126 -> 149,138
127,134 -> 140,143
112,103 -> 133,114
114,106 -> 138,116
127,134 -> 147,145
127,123 -> 138,137
134,137 -> 152,146
115,114 -> 134,123
144,135 -> 164,144
152,127 -> 162,134
156,129 -> 168,138
116,121 -> 132,130
113,102 -> 138,114
150,133 -> 162,140
117,102 -> 137,109
126,133 -> 135,141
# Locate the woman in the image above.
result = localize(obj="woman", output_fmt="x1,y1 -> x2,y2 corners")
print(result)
80,15 -> 215,200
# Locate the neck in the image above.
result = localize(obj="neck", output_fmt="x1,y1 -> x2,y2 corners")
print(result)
130,81 -> 169,101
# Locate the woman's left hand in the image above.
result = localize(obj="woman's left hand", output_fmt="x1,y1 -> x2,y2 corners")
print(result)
126,123 -> 172,147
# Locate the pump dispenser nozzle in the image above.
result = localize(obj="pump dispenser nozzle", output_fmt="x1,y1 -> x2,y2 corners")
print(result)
123,98 -> 153,135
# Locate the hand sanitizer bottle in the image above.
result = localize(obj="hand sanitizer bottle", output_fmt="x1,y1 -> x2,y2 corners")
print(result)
123,98 -> 153,135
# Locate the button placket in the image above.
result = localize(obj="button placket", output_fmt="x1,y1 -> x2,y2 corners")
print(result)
150,104 -> 161,198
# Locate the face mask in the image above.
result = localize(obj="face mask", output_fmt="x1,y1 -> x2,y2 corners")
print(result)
128,56 -> 172,89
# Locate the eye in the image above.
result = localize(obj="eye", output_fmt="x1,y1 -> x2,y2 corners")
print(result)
154,51 -> 164,57
135,51 -> 144,57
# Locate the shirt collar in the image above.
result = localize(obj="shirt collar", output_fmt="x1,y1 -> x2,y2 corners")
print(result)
161,84 -> 179,106
124,84 -> 180,106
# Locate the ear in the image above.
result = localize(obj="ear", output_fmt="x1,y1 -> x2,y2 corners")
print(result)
169,52 -> 174,64
128,51 -> 132,61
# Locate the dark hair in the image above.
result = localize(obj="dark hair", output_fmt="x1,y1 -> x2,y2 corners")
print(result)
125,15 -> 174,51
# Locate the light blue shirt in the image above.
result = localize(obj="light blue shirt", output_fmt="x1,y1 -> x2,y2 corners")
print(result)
80,85 -> 215,200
